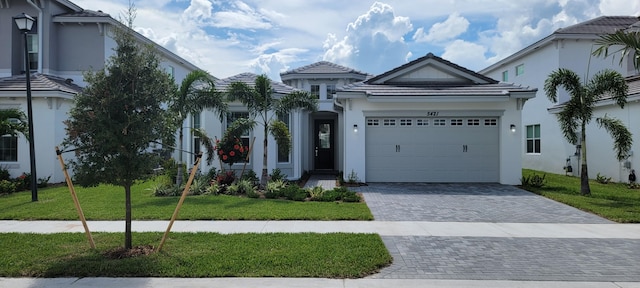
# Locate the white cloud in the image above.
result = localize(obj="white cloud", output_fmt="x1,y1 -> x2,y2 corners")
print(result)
210,1 -> 272,29
413,12 -> 470,43
599,0 -> 640,15
322,2 -> 413,74
441,40 -> 489,71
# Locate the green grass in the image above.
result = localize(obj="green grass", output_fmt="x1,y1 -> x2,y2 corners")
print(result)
0,232 -> 392,278
0,181 -> 372,220
522,169 -> 640,223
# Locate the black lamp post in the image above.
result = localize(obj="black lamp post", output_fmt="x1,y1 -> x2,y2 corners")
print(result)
14,13 -> 37,202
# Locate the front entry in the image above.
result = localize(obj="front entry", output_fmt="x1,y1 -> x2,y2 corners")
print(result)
314,120 -> 334,170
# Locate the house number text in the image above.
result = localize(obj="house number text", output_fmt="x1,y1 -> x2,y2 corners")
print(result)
426,111 -> 439,116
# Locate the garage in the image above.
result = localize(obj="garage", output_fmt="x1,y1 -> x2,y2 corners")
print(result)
365,116 -> 499,182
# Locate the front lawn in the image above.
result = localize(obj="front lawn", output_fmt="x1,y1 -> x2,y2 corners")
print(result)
0,180 -> 373,220
0,232 -> 391,278
522,169 -> 640,223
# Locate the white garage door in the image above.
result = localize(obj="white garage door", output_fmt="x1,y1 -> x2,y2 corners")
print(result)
365,117 -> 499,182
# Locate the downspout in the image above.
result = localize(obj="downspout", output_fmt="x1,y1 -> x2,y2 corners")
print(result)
26,0 -> 43,73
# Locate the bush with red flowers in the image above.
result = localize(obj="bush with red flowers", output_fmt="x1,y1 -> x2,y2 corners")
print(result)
214,136 -> 249,167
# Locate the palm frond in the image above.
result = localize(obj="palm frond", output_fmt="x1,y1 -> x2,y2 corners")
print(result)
0,108 -> 28,139
593,30 -> 640,71
269,120 -> 291,155
225,118 -> 256,139
587,69 -> 629,109
192,128 -> 216,165
596,116 -> 633,161
544,68 -> 583,103
276,91 -> 319,117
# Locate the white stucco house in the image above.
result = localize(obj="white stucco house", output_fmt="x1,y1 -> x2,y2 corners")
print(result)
480,16 -> 640,182
195,54 -> 536,185
0,0 -> 201,183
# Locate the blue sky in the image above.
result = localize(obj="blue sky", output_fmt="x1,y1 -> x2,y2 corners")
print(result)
75,0 -> 640,81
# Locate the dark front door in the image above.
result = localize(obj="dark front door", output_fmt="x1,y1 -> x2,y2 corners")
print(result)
314,120 -> 334,170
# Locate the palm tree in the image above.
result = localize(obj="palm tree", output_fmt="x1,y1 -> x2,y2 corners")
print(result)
0,109 -> 28,138
593,29 -> 640,71
226,74 -> 318,186
544,68 -> 632,195
168,70 -> 227,186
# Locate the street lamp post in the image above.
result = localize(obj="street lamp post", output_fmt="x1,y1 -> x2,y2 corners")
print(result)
14,13 -> 37,202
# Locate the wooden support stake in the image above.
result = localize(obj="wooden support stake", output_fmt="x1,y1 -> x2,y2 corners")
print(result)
240,137 -> 256,179
55,146 -> 95,249
157,153 -> 202,252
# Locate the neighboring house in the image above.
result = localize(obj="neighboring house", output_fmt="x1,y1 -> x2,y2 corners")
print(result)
0,0 -> 201,183
480,16 -> 639,182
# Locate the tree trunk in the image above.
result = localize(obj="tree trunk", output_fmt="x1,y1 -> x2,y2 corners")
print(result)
176,127 -> 184,186
125,183 -> 132,249
261,123 -> 268,187
580,126 -> 591,196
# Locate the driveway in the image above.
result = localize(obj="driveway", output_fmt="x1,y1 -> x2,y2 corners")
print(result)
352,183 -> 640,282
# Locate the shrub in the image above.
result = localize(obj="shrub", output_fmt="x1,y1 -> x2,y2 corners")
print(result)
269,168 -> 286,182
216,171 -> 236,186
37,175 -> 51,188
307,186 -> 324,200
162,158 -> 187,184
596,173 -> 612,184
347,170 -> 359,184
241,170 -> 259,185
0,167 -> 10,181
14,173 -> 29,191
282,184 -> 307,201
206,181 -> 221,195
189,177 -> 209,195
317,187 -> 361,202
226,179 -> 255,196
265,180 -> 286,199
521,173 -> 546,188
0,180 -> 17,194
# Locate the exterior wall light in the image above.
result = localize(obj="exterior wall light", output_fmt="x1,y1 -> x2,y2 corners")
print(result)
510,124 -> 516,133
353,124 -> 358,133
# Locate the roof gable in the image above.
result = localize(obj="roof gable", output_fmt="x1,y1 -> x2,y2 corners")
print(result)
367,53 -> 498,86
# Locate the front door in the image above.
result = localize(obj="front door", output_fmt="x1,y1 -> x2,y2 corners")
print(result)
314,120 -> 334,170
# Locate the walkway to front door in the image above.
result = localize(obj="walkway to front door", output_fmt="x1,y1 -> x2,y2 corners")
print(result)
303,174 -> 337,190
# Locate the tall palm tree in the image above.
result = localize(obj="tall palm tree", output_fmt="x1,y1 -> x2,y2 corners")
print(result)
168,70 -> 227,186
544,68 -> 632,195
0,109 -> 28,138
226,74 -> 318,186
593,30 -> 640,71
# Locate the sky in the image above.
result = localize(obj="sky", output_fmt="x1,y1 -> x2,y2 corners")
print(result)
74,0 -> 640,81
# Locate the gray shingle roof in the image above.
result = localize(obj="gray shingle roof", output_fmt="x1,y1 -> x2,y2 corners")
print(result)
55,9 -> 111,18
339,81 -> 535,97
215,73 -> 296,94
366,53 -> 498,85
0,74 -> 82,95
555,16 -> 639,34
280,61 -> 370,76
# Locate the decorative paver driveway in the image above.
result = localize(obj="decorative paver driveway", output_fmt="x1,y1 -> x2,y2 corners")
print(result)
354,183 -> 640,281
353,183 -> 612,223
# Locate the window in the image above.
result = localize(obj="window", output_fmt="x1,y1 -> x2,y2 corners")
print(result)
277,113 -> 290,163
484,119 -> 497,126
192,113 -> 201,162
502,70 -> 508,82
450,119 -> 463,126
367,119 -> 379,126
226,112 -> 251,162
326,84 -> 336,99
0,136 -> 18,162
467,119 -> 480,126
515,64 -> 524,76
433,119 -> 446,126
310,85 -> 320,99
416,119 -> 429,126
383,119 -> 396,126
26,34 -> 38,71
399,119 -> 412,126
526,124 -> 541,154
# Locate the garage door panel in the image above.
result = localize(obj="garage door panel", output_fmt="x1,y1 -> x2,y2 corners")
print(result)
365,117 -> 499,183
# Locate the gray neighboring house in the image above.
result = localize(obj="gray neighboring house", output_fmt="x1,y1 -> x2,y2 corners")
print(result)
480,16 -> 640,182
0,0 -> 201,183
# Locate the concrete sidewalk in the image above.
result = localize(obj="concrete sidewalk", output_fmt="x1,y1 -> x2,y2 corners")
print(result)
2,220 -> 640,239
2,277 -> 640,288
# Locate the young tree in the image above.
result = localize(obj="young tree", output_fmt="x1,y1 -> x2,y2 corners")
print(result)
593,29 -> 640,71
64,6 -> 176,249
168,70 -> 227,186
226,74 -> 318,186
0,109 -> 28,138
544,68 -> 632,195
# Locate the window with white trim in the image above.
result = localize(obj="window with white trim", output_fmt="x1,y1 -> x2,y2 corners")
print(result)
310,85 -> 320,99
326,84 -> 336,99
277,113 -> 290,163
526,124 -> 541,154
226,112 -> 251,163
467,119 -> 480,126
515,64 -> 524,76
383,119 -> 396,126
399,119 -> 412,126
416,119 -> 429,126
450,119 -> 463,126
502,70 -> 508,82
484,119 -> 497,126
0,135 -> 17,162
367,119 -> 379,126
433,119 -> 446,126
192,113 -> 201,162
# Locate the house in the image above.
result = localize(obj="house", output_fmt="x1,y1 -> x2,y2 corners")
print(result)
197,56 -> 534,185
0,0 -> 202,183
480,16 -> 640,182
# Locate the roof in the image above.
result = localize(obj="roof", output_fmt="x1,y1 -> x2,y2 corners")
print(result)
338,53 -> 536,99
367,53 -> 498,85
280,61 -> 370,76
215,73 -> 297,94
480,16 -> 639,74
554,16 -> 640,35
54,9 -> 111,18
0,73 -> 83,95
